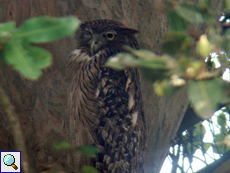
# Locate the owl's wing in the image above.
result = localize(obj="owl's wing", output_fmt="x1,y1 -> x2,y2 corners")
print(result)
93,63 -> 146,172
67,49 -> 105,171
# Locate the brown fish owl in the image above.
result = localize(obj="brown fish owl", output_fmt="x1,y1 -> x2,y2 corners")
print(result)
67,19 -> 146,173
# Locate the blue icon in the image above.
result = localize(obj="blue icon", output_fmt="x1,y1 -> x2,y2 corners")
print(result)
3,154 -> 18,170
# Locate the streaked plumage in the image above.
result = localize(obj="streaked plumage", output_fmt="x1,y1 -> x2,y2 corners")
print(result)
67,19 -> 146,173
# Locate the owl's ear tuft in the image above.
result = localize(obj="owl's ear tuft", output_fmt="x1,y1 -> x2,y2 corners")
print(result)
119,27 -> 139,35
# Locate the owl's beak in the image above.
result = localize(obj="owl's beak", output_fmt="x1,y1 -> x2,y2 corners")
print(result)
90,35 -> 104,55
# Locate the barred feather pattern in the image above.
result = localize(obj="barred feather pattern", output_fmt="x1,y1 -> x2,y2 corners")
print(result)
67,20 -> 146,173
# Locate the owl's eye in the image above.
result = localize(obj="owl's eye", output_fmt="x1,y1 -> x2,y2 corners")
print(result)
106,33 -> 115,40
84,31 -> 92,38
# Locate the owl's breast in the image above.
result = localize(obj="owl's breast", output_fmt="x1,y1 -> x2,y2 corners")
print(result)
95,67 -> 128,109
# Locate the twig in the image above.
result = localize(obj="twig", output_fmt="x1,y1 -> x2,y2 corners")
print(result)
0,85 -> 29,173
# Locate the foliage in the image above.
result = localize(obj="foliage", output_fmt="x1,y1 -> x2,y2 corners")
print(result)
53,141 -> 71,150
106,0 -> 230,120
77,145 -> 98,158
169,107 -> 230,173
54,141 -> 98,157
82,165 -> 100,173
0,16 -> 80,79
53,142 -> 99,172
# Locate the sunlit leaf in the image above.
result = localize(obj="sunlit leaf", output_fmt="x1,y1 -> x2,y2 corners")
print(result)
188,79 -> 228,119
15,16 -> 80,43
53,141 -> 71,150
107,49 -> 178,82
107,51 -> 174,82
196,35 -> 213,57
215,133 -> 226,142
175,3 -> 204,23
203,142 -> 212,152
170,74 -> 186,87
185,60 -> 206,79
217,113 -> 227,128
223,135 -> 230,148
82,165 -> 99,173
124,47 -> 170,63
217,113 -> 228,134
213,145 -> 229,154
194,123 -> 206,141
187,142 -> 200,156
106,53 -> 135,70
213,134 -> 229,154
78,146 -> 98,158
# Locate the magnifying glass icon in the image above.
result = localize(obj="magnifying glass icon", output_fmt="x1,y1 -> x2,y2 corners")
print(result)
3,154 -> 18,170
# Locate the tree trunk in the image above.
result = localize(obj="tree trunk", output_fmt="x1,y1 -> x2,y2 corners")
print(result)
0,0 -> 189,173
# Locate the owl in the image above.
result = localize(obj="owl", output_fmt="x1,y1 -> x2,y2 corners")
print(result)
67,19 -> 146,173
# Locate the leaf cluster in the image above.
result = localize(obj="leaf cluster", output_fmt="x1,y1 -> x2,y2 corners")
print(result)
54,142 -> 99,173
106,0 -> 230,119
0,16 -> 80,79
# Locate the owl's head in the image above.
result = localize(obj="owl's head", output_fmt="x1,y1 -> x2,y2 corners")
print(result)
75,19 -> 139,56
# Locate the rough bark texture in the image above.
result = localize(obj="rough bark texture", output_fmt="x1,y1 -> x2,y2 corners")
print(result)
0,1 -> 189,173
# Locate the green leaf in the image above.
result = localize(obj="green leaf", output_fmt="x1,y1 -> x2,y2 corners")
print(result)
3,40 -> 41,79
217,112 -> 228,134
0,21 -> 15,32
213,133 -> 229,154
175,3 -> 204,23
226,0 -> 230,10
24,44 -> 52,69
187,142 -> 200,155
203,142 -> 212,152
3,40 -> 52,80
198,1 -> 213,23
78,146 -> 98,158
194,123 -> 206,141
15,16 -> 80,43
196,35 -> 213,57
188,79 -> 228,119
0,21 -> 16,42
106,53 -> 134,70
221,30 -> 230,56
217,113 -> 227,128
82,165 -> 99,173
125,48 -> 160,60
215,133 -> 226,142
186,60 -> 205,79
53,141 -> 71,150
107,49 -> 178,82
167,9 -> 188,31
161,32 -> 191,56
107,51 -> 171,70
213,145 -> 228,154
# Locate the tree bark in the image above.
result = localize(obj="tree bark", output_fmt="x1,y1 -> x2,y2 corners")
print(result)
0,1 -> 189,173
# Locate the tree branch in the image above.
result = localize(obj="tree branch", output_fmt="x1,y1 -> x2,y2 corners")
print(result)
0,85 -> 29,173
